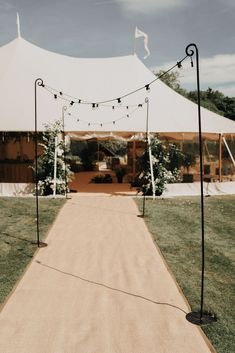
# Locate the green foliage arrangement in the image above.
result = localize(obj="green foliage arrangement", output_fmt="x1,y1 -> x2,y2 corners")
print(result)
36,120 -> 73,195
100,140 -> 127,156
182,152 -> 196,172
135,138 -> 184,196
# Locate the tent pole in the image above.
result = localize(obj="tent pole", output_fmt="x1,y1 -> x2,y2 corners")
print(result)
133,28 -> 136,55
145,98 -> 155,199
133,140 -> 136,177
219,134 -> 222,182
202,137 -> 205,181
34,78 -> 47,248
185,44 -> 216,325
223,136 -> 235,166
62,106 -> 68,198
148,137 -> 155,199
53,136 -> 58,198
204,140 -> 211,163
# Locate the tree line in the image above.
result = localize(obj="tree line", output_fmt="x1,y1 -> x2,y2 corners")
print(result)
155,70 -> 235,121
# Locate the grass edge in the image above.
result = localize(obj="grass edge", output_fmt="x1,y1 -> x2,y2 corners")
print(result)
0,198 -> 67,313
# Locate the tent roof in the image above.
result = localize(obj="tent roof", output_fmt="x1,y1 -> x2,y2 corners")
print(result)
0,37 -> 234,135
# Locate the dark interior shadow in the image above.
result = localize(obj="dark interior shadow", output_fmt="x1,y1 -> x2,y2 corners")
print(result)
36,260 -> 187,315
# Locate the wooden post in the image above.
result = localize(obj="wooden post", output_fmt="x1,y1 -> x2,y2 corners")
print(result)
19,135 -> 23,161
219,134 -> 222,182
133,140 -> 136,177
180,140 -> 183,151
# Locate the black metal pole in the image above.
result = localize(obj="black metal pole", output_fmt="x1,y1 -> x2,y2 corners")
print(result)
138,98 -> 149,218
34,79 -> 42,247
189,44 -> 205,322
185,44 -> 216,325
34,78 -> 47,248
143,97 -> 150,215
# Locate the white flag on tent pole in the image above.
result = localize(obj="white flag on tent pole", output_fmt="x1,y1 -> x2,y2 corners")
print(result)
135,26 -> 150,59
16,12 -> 21,38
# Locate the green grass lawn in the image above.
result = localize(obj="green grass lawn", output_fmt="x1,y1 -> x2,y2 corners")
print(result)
0,197 -> 65,306
136,195 -> 235,353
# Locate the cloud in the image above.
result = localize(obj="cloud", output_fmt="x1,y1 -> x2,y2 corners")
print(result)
216,85 -> 235,97
117,0 -> 188,13
183,54 -> 235,85
151,54 -> 235,96
0,2 -> 15,12
223,0 -> 235,7
94,1 -> 118,5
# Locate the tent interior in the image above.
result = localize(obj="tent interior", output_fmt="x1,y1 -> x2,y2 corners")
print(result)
1,131 -> 234,187
0,36 -> 235,193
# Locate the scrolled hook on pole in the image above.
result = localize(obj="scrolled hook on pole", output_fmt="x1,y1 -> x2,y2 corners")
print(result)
36,78 -> 44,87
185,43 -> 195,58
185,43 -> 196,68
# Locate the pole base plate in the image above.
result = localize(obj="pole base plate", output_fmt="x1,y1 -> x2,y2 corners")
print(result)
38,242 -> 48,248
186,311 -> 217,325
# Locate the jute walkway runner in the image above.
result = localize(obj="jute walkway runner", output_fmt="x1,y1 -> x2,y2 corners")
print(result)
0,194 -> 215,353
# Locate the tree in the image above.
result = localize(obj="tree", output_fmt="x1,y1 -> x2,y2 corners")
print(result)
36,120 -> 73,195
223,96 -> 235,120
154,70 -> 235,121
187,88 -> 225,116
154,70 -> 187,96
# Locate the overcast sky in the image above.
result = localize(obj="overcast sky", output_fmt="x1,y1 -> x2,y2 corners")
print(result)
0,0 -> 235,96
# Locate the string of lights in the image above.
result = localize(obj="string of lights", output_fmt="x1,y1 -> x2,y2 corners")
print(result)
43,85 -> 142,110
64,103 -> 144,127
39,54 -> 191,108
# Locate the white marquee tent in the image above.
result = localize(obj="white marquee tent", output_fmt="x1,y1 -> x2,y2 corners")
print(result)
0,36 -> 235,136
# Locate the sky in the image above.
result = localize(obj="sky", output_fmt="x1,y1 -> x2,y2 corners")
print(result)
0,0 -> 235,96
